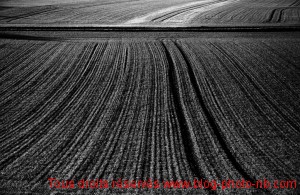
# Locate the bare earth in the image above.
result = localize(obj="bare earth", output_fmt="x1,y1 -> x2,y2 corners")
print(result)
0,0 -> 300,194
1,0 -> 300,26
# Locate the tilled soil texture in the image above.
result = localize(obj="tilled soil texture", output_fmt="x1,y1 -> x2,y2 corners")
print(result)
0,0 -> 300,27
0,31 -> 299,194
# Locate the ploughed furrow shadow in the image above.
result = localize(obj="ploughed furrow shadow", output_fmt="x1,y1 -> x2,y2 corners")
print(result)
172,41 -> 257,185
264,9 -> 276,23
161,41 -> 214,194
123,46 -> 128,74
265,8 -> 284,23
152,1 -> 218,22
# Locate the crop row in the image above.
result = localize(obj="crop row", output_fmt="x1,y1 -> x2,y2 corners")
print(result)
0,0 -> 197,25
0,37 -> 299,193
0,0 -> 299,26
190,0 -> 300,24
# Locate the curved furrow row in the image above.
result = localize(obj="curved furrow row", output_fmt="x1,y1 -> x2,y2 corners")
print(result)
1,0 -> 299,26
34,41 -> 118,183
175,40 -> 278,182
95,1 -> 196,25
112,41 -> 195,184
92,41 -> 144,181
0,42 -> 110,190
211,42 -> 300,136
0,43 -> 71,116
208,42 -> 299,176
7,7 -> 58,22
0,43 -> 91,138
116,42 -> 152,181
104,44 -> 137,179
0,41 -> 47,80
1,0 -> 200,25
148,41 -> 194,182
49,42 -> 123,182
179,39 -> 298,180
27,43 -> 115,187
161,40 -> 247,188
252,40 -> 300,92
117,41 -> 163,181
0,42 -> 60,104
265,8 -> 286,23
205,41 -> 297,171
0,41 -> 38,63
0,43 -> 100,169
0,0 -> 129,22
190,0 -> 300,25
1,34 -> 299,194
0,41 -> 98,180
151,0 -> 225,23
80,42 -> 143,182
150,41 -> 191,181
174,40 -> 267,186
82,40 -> 194,184
0,6 -> 57,22
227,41 -> 300,127
213,41 -> 300,175
162,0 -> 239,24
191,7 -> 270,24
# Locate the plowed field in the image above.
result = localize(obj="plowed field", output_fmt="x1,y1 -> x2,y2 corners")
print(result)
0,30 -> 299,194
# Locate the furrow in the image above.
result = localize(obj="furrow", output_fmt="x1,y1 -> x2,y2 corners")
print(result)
161,40 -> 213,193
0,43 -> 99,171
152,1 -> 219,22
173,41 -> 257,185
214,41 -> 300,137
228,41 -> 300,133
205,42 -> 296,178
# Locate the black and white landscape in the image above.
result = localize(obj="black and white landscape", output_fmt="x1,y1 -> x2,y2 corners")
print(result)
0,0 -> 300,194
